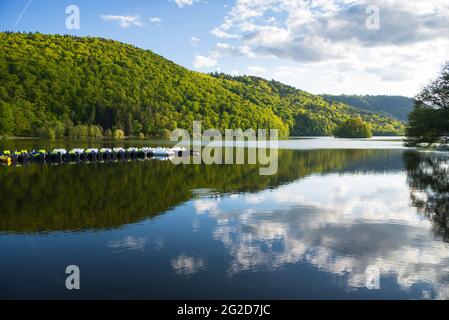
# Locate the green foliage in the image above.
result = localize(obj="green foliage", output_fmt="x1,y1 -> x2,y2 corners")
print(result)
322,94 -> 413,121
88,125 -> 103,139
405,103 -> 444,146
333,117 -> 373,138
104,129 -> 112,138
406,62 -> 449,147
212,74 -> 404,136
0,32 -> 403,138
38,127 -> 56,140
54,121 -> 65,138
0,32 -> 288,138
131,120 -> 143,137
69,125 -> 88,139
113,129 -> 125,140
0,102 -> 14,136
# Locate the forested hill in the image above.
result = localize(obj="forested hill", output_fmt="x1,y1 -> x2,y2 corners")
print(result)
0,32 -> 404,138
212,74 -> 404,136
322,94 -> 414,122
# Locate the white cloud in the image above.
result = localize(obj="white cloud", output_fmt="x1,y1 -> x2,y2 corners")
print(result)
190,36 -> 200,45
210,42 -> 256,59
149,17 -> 162,25
174,0 -> 198,8
248,65 -> 267,76
193,55 -> 218,69
101,14 -> 142,29
209,0 -> 449,95
365,66 -> 412,82
211,27 -> 239,39
274,66 -> 307,77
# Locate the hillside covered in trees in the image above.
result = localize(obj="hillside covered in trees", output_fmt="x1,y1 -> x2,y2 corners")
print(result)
213,74 -> 404,136
0,32 -> 404,138
322,94 -> 414,122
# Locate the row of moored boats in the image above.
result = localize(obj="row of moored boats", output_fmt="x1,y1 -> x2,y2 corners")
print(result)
0,147 -> 195,166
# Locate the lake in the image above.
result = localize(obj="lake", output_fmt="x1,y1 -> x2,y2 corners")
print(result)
1,137 -> 449,299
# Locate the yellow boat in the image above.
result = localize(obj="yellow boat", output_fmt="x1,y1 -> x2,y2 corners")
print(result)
0,155 -> 12,166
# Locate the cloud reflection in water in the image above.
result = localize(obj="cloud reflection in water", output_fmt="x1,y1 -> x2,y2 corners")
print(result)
196,173 -> 449,299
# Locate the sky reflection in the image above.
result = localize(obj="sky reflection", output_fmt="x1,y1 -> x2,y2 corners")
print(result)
194,172 -> 449,299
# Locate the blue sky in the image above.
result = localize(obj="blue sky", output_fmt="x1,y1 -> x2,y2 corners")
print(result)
1,0 -> 449,97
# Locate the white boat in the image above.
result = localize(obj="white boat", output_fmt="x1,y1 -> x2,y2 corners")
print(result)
152,147 -> 174,157
153,155 -> 174,161
69,148 -> 84,154
141,147 -> 153,153
52,149 -> 67,155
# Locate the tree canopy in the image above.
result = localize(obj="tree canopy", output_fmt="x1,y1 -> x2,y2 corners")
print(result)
333,117 -> 373,138
212,74 -> 404,136
406,62 -> 449,147
0,32 -> 404,138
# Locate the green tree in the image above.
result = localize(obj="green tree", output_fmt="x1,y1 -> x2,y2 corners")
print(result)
0,102 -> 14,136
47,128 -> 56,140
104,129 -> 112,138
406,62 -> 449,147
88,125 -> 103,138
113,129 -> 125,140
131,120 -> 143,137
38,126 -> 56,140
333,117 -> 373,138
70,125 -> 89,138
54,121 -> 65,138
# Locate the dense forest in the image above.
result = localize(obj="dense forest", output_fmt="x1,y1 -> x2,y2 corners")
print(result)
0,32 -> 404,138
322,94 -> 414,121
213,74 -> 404,136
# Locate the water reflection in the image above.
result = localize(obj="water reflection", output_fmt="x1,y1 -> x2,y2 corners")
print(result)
0,149 -> 403,233
2,144 -> 449,299
405,152 -> 449,242
108,236 -> 148,252
171,255 -> 207,276
193,157 -> 449,299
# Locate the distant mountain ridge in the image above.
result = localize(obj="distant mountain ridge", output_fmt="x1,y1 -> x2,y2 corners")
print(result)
322,95 -> 414,122
0,32 -> 404,138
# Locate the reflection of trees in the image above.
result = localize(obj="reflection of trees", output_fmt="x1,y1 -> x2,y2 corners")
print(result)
0,149 -> 402,233
404,152 -> 449,241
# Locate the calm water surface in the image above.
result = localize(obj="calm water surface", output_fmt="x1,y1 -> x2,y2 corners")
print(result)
1,138 -> 448,299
